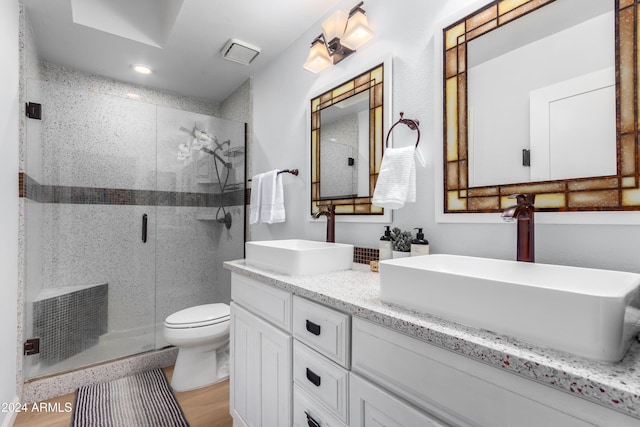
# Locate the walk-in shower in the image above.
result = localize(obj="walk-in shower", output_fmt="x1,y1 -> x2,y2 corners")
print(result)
22,76 -> 246,380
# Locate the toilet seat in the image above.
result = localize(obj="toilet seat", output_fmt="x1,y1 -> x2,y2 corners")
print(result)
165,303 -> 230,329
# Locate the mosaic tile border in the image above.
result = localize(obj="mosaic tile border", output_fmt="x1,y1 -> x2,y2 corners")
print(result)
353,246 -> 379,264
19,172 -> 244,207
22,172 -> 373,260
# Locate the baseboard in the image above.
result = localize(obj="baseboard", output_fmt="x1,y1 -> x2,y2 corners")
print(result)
0,396 -> 20,427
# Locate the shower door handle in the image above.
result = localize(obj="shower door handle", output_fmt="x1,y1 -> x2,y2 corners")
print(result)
142,214 -> 148,243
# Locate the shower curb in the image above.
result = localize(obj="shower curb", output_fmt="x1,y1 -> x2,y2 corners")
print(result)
21,347 -> 178,404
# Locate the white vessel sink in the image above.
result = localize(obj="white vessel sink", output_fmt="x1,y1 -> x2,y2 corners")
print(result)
379,254 -> 640,362
245,239 -> 353,276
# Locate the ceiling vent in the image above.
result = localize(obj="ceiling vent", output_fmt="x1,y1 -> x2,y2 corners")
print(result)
221,38 -> 261,65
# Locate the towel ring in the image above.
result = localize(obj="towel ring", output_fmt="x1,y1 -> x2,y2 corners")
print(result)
385,112 -> 420,148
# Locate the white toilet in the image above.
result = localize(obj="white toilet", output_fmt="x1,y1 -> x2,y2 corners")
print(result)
163,303 -> 230,392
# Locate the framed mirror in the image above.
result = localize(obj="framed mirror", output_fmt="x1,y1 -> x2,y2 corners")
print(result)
310,63 -> 387,217
442,0 -> 640,214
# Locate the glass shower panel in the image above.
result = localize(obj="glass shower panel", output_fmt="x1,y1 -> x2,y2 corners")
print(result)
24,80 -> 157,379
154,107 -> 245,348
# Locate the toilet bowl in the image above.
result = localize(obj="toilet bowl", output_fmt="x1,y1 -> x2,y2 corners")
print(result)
164,303 -> 230,392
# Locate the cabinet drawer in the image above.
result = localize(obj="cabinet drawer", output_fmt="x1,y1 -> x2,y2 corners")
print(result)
231,272 -> 292,332
294,385 -> 347,427
293,295 -> 350,367
350,373 -> 448,427
293,340 -> 349,423
352,318 -> 617,427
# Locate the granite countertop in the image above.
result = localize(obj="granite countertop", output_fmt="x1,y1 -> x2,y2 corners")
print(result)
224,260 -> 640,420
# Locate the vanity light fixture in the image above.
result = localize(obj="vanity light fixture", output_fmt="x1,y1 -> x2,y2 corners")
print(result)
303,1 -> 374,73
132,64 -> 153,75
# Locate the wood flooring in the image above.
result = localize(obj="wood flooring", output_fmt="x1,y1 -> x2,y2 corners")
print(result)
13,366 -> 234,427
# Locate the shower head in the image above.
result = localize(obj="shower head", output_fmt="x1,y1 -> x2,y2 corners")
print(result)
201,146 -> 232,168
210,137 -> 230,151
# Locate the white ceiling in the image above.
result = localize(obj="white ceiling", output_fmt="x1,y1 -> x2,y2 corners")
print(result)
21,0 -> 342,102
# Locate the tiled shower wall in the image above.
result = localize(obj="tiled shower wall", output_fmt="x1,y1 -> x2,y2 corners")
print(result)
320,113 -> 359,198
20,60 -> 245,379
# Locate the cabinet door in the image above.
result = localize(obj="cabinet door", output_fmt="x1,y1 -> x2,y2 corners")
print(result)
350,373 -> 448,427
231,302 -> 253,426
231,302 -> 292,427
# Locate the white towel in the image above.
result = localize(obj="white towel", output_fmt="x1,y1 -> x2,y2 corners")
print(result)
372,145 -> 416,209
261,170 -> 286,223
249,172 -> 264,225
269,174 -> 286,223
250,170 -> 286,224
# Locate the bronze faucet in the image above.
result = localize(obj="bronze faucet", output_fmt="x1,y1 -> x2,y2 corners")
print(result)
314,204 -> 336,243
501,194 -> 535,262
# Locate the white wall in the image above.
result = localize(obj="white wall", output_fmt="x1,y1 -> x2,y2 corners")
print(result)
0,0 -> 20,423
251,0 -> 640,274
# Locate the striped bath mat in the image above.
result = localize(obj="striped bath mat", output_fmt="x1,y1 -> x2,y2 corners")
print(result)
72,369 -> 189,427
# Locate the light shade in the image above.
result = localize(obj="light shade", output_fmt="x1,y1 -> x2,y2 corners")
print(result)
341,9 -> 374,50
321,10 -> 348,42
303,38 -> 332,73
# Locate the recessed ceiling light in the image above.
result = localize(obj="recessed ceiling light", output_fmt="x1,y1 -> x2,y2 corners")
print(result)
132,64 -> 153,75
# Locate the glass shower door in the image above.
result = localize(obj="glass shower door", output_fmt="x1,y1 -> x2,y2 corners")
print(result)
154,107 -> 245,348
23,80 -> 157,379
23,80 -> 246,380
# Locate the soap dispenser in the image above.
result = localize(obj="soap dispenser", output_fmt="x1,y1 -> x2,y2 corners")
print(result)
411,228 -> 430,256
379,226 -> 393,261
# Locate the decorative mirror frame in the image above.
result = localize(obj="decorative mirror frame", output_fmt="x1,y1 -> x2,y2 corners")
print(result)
442,0 -> 640,214
310,63 -> 386,216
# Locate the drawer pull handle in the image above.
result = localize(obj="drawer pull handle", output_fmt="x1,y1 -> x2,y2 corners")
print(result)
305,411 -> 321,427
306,368 -> 321,387
306,320 -> 321,336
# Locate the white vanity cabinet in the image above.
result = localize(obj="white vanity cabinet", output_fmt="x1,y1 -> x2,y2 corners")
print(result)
230,273 -> 292,427
229,266 -> 640,427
